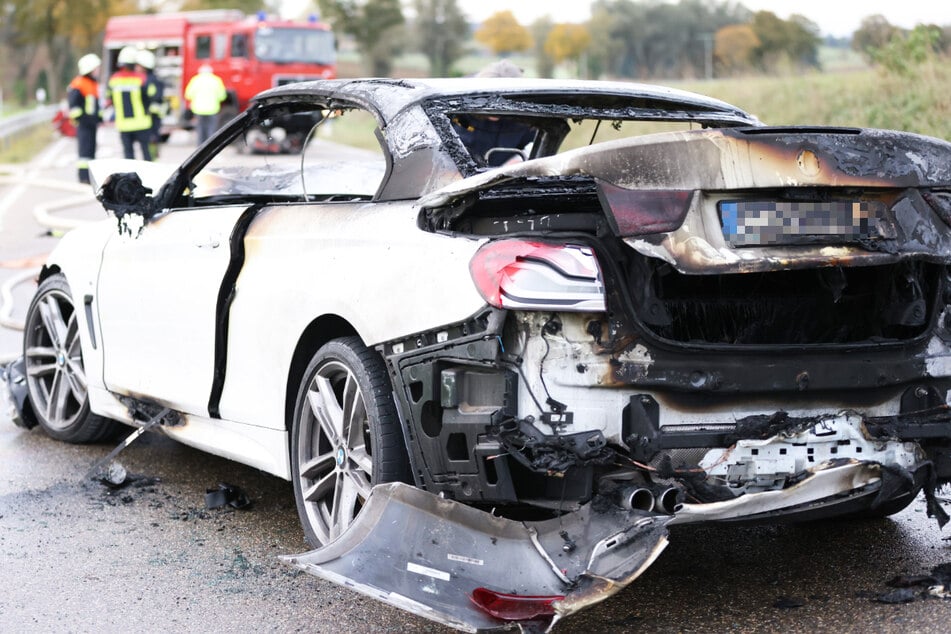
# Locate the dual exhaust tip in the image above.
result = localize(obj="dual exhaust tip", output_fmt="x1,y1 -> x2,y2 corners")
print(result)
620,485 -> 683,514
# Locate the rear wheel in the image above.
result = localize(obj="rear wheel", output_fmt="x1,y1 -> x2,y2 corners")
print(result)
23,274 -> 118,443
291,337 -> 411,547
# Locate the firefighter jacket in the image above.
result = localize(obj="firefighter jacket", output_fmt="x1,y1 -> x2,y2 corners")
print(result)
143,70 -> 166,120
184,71 -> 227,116
108,69 -> 152,133
66,75 -> 99,128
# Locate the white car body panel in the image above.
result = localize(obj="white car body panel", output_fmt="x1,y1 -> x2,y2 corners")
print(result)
86,385 -> 291,478
97,205 -> 250,415
216,202 -> 487,427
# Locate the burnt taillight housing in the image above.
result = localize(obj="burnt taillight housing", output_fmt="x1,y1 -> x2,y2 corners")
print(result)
469,239 -> 605,311
595,180 -> 692,236
470,587 -> 563,621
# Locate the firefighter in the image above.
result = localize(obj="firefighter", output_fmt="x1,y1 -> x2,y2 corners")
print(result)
107,46 -> 152,161
66,53 -> 101,184
184,64 -> 227,145
136,49 -> 165,159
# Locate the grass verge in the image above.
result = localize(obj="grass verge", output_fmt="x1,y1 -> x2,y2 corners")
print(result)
0,126 -> 56,164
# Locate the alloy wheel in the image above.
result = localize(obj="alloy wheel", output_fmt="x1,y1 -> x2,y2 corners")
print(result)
24,287 -> 88,431
295,359 -> 374,545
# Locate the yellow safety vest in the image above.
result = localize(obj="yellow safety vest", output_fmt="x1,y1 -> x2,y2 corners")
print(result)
185,72 -> 227,116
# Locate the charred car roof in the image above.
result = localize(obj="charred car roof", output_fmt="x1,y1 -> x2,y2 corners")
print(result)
254,77 -> 760,126
248,78 -> 762,199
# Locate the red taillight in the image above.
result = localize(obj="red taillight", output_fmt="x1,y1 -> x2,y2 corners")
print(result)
470,587 -> 563,621
596,179 -> 692,236
468,239 -> 605,311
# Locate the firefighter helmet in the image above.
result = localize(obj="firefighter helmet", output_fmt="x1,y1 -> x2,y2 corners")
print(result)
136,50 -> 156,70
77,53 -> 101,76
117,46 -> 138,66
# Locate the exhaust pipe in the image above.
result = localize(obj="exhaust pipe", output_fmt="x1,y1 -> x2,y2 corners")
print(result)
654,486 -> 684,514
620,486 -> 656,512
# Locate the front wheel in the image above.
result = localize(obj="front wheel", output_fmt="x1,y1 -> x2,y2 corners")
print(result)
291,337 -> 411,547
23,273 -> 119,443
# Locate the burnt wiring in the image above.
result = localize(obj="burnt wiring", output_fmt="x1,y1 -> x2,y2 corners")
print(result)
538,315 -> 569,428
587,119 -> 602,146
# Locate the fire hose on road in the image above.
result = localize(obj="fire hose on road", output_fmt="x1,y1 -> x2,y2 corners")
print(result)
0,140 -> 101,360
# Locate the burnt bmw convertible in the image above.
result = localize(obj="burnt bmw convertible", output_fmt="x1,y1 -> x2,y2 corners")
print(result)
7,78 -> 951,630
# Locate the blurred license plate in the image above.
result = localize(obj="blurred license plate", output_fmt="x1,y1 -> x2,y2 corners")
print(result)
719,200 -> 883,246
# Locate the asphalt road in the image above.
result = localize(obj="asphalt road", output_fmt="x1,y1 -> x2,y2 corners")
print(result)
1,125 -> 950,633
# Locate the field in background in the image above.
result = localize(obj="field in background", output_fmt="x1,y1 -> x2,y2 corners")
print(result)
669,60 -> 951,140
5,52 -> 949,165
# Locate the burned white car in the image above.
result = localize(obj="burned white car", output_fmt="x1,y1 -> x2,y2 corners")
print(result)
7,78 -> 951,630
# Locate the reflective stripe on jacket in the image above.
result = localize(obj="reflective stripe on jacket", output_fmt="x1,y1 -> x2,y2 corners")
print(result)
144,71 -> 167,119
108,69 -> 151,132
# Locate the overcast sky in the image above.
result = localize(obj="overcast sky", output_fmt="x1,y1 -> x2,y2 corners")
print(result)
449,0 -> 951,38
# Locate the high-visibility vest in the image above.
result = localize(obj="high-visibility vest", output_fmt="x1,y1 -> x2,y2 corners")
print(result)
108,69 -> 152,132
184,72 -> 227,116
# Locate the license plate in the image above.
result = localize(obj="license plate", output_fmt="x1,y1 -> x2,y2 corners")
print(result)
719,200 -> 883,247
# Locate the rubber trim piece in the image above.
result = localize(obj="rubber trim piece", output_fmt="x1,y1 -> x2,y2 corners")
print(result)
208,204 -> 264,418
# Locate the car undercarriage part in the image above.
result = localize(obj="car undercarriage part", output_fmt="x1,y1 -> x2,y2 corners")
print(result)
1,357 -> 37,429
283,482 -> 670,632
698,413 -> 923,493
82,406 -> 172,480
670,459 -> 904,524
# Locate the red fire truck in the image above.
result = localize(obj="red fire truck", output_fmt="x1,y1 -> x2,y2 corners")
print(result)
102,10 -> 336,142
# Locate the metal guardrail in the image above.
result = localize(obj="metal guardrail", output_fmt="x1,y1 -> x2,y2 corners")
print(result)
0,105 -> 60,152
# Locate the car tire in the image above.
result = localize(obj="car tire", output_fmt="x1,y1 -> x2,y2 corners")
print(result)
23,273 -> 119,443
291,336 -> 411,547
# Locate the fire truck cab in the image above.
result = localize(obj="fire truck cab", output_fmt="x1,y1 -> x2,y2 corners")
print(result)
103,10 -> 336,140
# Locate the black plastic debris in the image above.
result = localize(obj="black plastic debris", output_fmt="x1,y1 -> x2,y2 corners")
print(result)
875,588 -> 919,604
887,574 -> 938,588
204,483 -> 252,510
773,596 -> 805,609
875,563 -> 951,603
1,357 -> 37,429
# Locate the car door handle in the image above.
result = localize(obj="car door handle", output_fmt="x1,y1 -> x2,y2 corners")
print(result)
196,236 -> 221,249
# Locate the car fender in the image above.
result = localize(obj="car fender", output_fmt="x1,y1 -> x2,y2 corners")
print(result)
40,219 -> 119,400
215,202 -> 488,429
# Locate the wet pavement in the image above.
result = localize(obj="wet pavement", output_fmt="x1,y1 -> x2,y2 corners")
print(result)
1,126 -> 951,633
2,418 -> 950,632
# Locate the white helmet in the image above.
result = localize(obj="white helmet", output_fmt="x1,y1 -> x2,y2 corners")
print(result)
136,49 -> 156,70
77,53 -> 101,76
117,46 -> 138,66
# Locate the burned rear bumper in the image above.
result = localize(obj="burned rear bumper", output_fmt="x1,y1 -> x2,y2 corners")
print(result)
284,482 -> 670,632
282,444 -> 941,631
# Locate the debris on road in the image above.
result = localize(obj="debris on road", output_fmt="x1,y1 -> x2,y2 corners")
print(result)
874,563 -> 951,603
205,482 -> 252,510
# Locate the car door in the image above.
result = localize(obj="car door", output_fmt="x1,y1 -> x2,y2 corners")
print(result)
96,204 -> 250,416
94,102 -> 304,417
